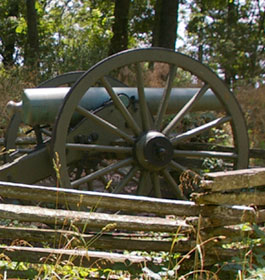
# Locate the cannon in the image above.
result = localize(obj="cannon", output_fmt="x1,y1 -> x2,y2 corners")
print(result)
0,48 -> 249,199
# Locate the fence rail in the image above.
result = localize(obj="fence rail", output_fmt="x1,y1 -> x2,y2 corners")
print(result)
0,167 -> 264,277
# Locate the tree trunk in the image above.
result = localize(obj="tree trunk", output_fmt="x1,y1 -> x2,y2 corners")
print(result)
152,0 -> 179,50
1,1 -> 19,67
25,0 -> 39,70
224,0 -> 238,88
108,0 -> 131,55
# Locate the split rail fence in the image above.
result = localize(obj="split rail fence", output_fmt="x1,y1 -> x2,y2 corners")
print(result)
0,167 -> 264,278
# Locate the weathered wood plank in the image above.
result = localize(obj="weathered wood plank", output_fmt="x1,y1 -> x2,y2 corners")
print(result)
201,168 -> 265,191
0,204 -> 190,233
256,209 -> 265,224
0,202 -> 256,230
201,225 -> 264,243
0,246 -> 150,272
193,191 -> 265,207
0,225 -> 194,253
0,244 -> 260,273
0,245 -> 229,274
0,181 -> 199,216
0,181 -> 256,223
186,205 -> 256,228
1,244 -> 262,276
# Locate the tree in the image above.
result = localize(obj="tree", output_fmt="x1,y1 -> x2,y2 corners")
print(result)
24,0 -> 39,70
152,0 -> 179,50
109,0 -> 131,55
25,0 -> 114,79
109,0 -> 180,53
187,0 -> 265,87
0,0 -> 19,67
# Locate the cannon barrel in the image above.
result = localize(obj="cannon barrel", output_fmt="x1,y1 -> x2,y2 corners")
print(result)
7,87 -> 222,126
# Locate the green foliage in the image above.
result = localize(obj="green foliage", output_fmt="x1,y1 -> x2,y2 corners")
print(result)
36,0 -> 115,80
129,0 -> 156,46
0,0 -> 263,88
0,0 -> 22,66
186,0 -> 265,87
0,0 -> 159,81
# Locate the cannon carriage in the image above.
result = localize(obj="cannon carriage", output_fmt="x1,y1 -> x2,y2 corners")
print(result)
0,48 -> 249,199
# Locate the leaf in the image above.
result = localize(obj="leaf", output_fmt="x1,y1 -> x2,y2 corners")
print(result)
252,224 -> 265,240
15,24 -> 24,34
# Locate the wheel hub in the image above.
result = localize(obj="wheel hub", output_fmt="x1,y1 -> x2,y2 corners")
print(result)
135,131 -> 173,171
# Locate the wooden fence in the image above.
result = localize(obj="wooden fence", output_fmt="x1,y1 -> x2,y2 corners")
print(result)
0,167 -> 264,278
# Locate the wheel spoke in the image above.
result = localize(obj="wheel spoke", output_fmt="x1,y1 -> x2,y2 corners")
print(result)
71,157 -> 134,187
172,116 -> 232,145
76,105 -> 134,144
135,63 -> 151,130
41,128 -> 52,137
100,77 -> 141,136
66,143 -> 132,154
163,83 -> 210,135
154,65 -> 177,130
162,169 -> 186,200
137,170 -> 152,196
174,142 -> 237,153
100,159 -> 138,183
151,172 -> 162,198
112,165 -> 138,194
174,150 -> 238,159
169,160 -> 187,172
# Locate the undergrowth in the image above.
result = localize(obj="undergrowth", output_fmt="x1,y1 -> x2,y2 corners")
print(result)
1,218 -> 265,279
0,67 -> 37,137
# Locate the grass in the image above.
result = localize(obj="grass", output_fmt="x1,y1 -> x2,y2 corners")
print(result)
0,223 -> 263,279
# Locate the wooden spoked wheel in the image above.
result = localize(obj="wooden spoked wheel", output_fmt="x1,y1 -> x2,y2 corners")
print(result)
53,48 -> 248,199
